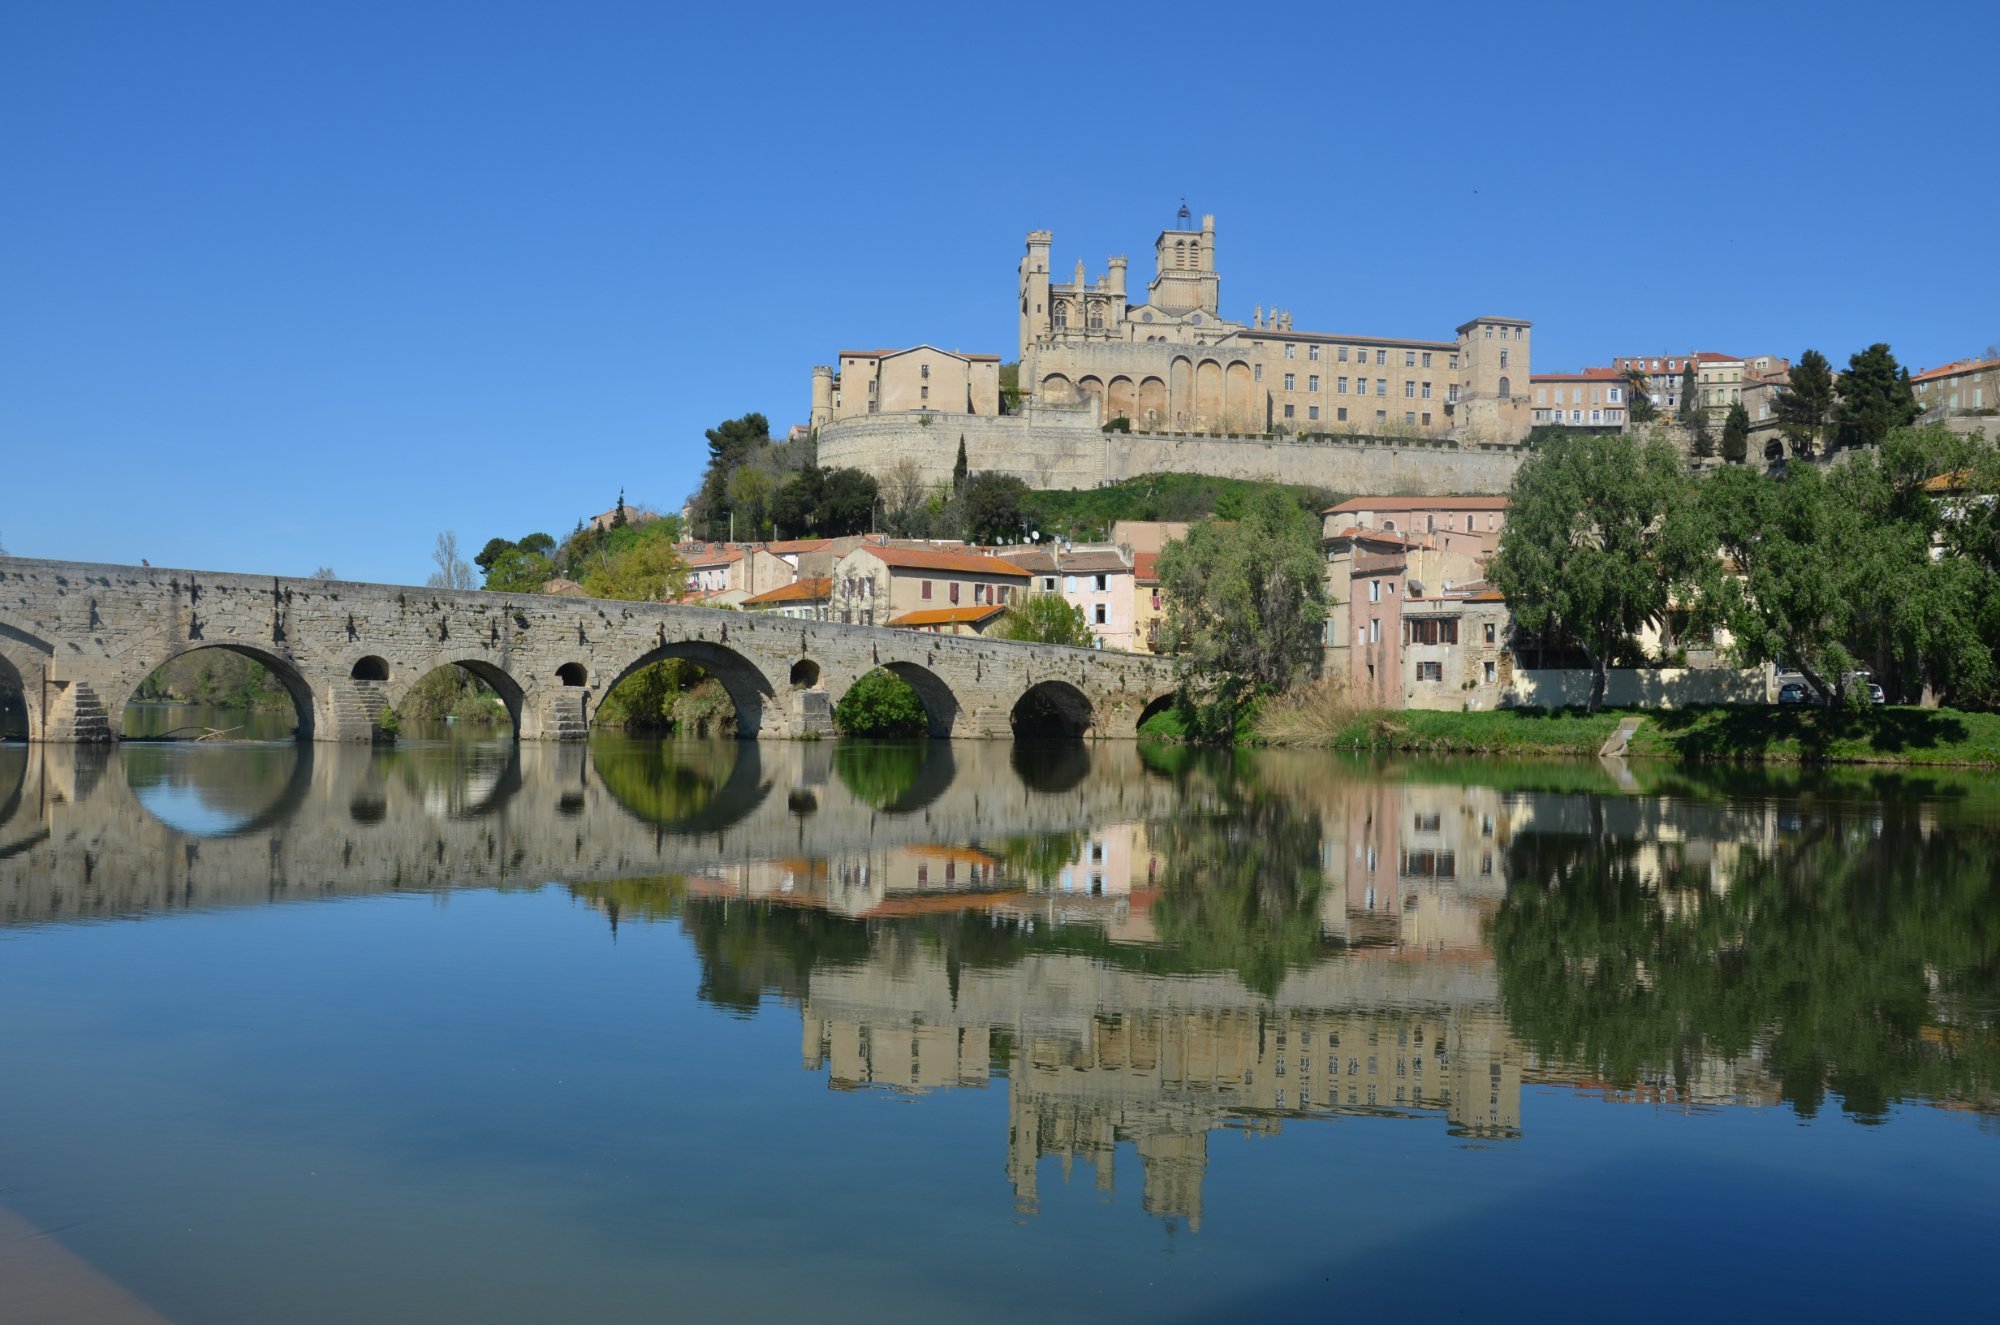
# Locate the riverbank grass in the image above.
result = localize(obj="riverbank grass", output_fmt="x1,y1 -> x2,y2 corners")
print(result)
1141,700 -> 2000,766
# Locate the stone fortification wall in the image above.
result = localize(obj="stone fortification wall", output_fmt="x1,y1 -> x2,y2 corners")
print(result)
819,410 -> 1527,495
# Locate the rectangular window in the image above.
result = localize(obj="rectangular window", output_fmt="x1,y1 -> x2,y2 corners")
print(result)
1284,372 -> 1295,390
1404,380 -> 1416,398
1337,376 -> 1348,394
1369,580 -> 1380,603
1309,345 -> 1321,361
1422,352 -> 1432,368
1421,412 -> 1431,425
1376,409 -> 1387,422
1499,349 -> 1509,369
1376,379 -> 1387,397
920,385 -> 929,400
1535,386 -> 1546,404
921,580 -> 932,600
1252,362 -> 1262,382
1308,405 -> 1319,420
1407,617 -> 1460,645
1337,346 -> 1349,363
1337,407 -> 1348,422
1483,659 -> 1497,684
1405,351 -> 1416,368
1284,344 -> 1296,359
950,582 -> 960,604
1308,375 -> 1319,392
1449,354 -> 1459,370
1369,618 -> 1381,644
1448,384 -> 1460,403
1094,604 -> 1107,625
1283,403 -> 1295,418
1094,573 -> 1106,591
1421,381 -> 1432,399
1417,660 -> 1443,682
1375,349 -> 1387,366
1484,622 -> 1497,644
1406,411 -> 1416,425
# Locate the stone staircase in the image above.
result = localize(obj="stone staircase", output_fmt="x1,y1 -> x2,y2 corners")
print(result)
541,689 -> 591,741
62,682 -> 114,742
329,678 -> 391,741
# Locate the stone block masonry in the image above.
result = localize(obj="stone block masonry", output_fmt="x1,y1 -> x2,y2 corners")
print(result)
0,556 -> 1176,743
818,410 -> 1527,495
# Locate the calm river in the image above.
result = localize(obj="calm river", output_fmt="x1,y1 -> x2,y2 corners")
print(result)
0,732 -> 1994,1322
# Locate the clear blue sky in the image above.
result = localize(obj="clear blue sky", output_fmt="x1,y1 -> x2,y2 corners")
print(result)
4,1 -> 1994,584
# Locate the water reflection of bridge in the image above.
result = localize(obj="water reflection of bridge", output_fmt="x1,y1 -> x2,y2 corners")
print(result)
0,740 -> 1187,926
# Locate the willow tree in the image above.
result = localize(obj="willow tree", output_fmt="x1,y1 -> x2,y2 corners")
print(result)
1489,432 -> 1709,710
1156,489 -> 1327,739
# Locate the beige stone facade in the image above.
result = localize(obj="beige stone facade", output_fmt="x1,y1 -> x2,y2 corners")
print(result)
1913,356 -> 2000,422
811,345 -> 1001,428
1530,368 -> 1630,429
828,545 -> 1031,629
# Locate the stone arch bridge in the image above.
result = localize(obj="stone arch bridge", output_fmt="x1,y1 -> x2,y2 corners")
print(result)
0,556 -> 1178,743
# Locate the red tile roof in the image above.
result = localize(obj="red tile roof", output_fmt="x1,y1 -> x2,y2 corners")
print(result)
1912,357 -> 1998,384
887,605 -> 1008,628
764,538 -> 830,554
1133,552 -> 1159,584
1531,367 -> 1626,382
851,546 -> 1032,578
741,576 -> 831,606
1325,496 -> 1510,513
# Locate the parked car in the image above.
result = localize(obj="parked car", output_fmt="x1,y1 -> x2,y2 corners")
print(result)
1777,682 -> 1820,705
1867,682 -> 1887,705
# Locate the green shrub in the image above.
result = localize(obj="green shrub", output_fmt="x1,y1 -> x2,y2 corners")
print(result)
834,669 -> 928,737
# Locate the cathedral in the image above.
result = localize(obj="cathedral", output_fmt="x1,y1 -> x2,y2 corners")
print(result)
1016,206 -> 1531,441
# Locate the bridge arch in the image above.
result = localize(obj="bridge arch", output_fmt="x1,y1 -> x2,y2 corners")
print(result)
1137,693 -> 1177,733
597,640 -> 777,739
350,655 -> 389,681
0,649 -> 27,742
123,642 -> 318,741
1010,679 -> 1095,738
392,658 -> 525,737
870,660 -> 962,738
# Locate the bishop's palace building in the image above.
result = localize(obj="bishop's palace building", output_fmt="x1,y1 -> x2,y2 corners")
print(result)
811,209 -> 1535,495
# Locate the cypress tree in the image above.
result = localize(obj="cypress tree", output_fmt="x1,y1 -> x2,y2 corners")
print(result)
1721,402 -> 1750,463
1677,360 -> 1702,427
953,436 -> 969,495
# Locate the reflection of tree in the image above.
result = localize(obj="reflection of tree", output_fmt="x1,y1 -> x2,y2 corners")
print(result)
593,741 -> 734,825
995,831 -> 1085,887
1494,808 -> 2000,1121
1147,786 -> 1330,998
833,741 -> 927,810
676,900 -> 875,1013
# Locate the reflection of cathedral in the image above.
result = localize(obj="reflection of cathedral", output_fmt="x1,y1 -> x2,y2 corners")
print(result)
799,934 -> 1523,1229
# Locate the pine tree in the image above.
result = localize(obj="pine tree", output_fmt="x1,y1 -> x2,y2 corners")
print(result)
1834,343 -> 1920,450
1776,349 -> 1835,457
1721,402 -> 1750,464
952,436 -> 969,495
612,487 -> 628,529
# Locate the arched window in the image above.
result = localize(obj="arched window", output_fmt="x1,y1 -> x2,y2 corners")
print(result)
1498,376 -> 1511,396
1174,239 -> 1186,267
1052,300 -> 1068,328
1190,242 -> 1201,268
